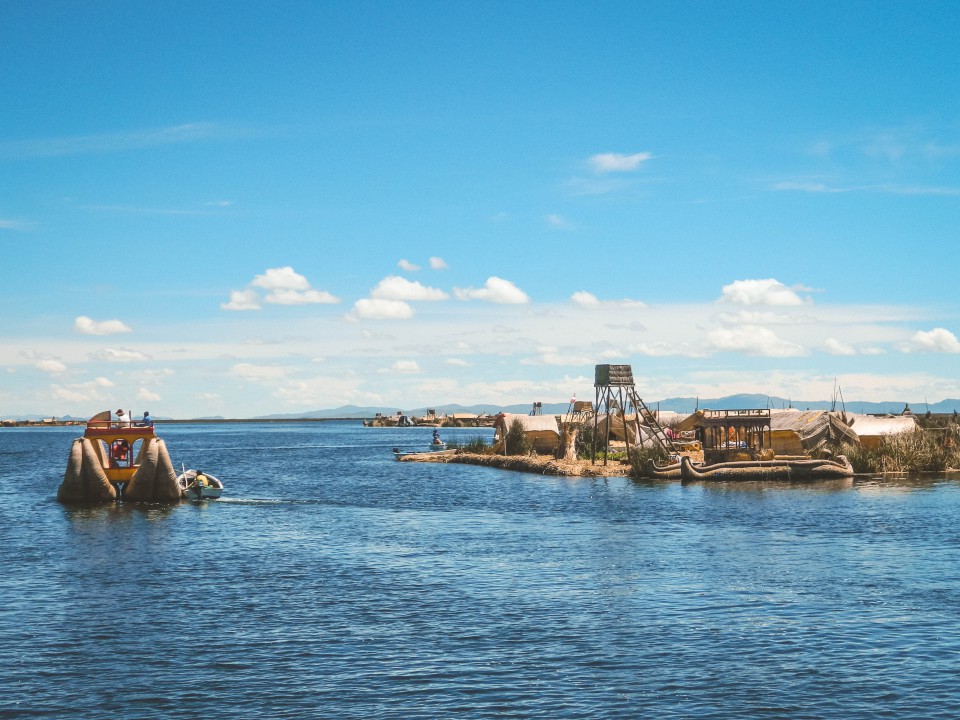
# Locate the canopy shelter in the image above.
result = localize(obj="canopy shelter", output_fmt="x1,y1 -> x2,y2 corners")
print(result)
700,409 -> 773,464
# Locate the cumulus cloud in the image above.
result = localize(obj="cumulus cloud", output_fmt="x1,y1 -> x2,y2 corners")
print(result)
137,388 -> 161,402
74,316 -> 132,335
901,328 -> 960,354
264,288 -> 340,305
91,348 -> 150,362
50,377 -> 113,403
348,298 -> 415,321
251,266 -> 309,291
429,257 -> 449,270
370,276 -> 449,301
719,279 -> 806,306
571,291 -> 600,307
224,266 -> 339,310
454,277 -> 530,304
36,359 -> 67,374
380,360 -> 421,374
824,338 -> 858,356
588,152 -> 652,174
707,325 -> 807,357
398,259 -> 420,271
446,358 -> 470,367
221,289 -> 261,311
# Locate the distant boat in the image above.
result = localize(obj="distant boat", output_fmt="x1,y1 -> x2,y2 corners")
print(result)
177,468 -> 224,499
392,447 -> 458,460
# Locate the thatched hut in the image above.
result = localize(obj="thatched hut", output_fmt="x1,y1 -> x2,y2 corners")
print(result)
845,414 -> 920,450
493,413 -> 561,454
769,410 -> 859,456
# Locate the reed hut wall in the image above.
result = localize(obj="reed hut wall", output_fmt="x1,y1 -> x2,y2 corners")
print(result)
494,413 -> 560,454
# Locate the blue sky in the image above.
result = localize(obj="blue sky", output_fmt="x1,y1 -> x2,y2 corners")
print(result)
2,1 -> 959,418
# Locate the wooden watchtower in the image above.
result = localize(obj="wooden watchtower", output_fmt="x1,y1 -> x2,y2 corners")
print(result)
591,364 -> 677,464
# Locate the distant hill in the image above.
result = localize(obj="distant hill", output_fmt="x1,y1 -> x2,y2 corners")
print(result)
256,395 -> 960,420
6,396 -> 959,424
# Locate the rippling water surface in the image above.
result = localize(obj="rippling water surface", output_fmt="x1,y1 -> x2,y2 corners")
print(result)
4,422 -> 960,718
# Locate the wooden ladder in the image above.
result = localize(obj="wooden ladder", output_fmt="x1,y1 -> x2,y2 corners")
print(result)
629,390 -> 678,453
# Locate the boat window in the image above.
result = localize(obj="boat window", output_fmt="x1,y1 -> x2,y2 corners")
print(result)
110,439 -> 132,468
131,438 -> 143,466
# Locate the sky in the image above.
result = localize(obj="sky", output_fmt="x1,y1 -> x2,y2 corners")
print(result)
2,1 -> 960,418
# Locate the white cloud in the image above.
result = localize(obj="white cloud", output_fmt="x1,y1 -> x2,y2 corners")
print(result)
707,325 -> 807,357
137,388 -> 161,402
225,266 -> 339,310
547,214 -> 574,230
36,359 -> 67,374
370,276 -> 448,301
91,348 -> 150,362
50,377 -> 114,403
824,338 -> 858,356
588,152 -> 652,174
520,351 -> 593,366
251,266 -> 309,291
454,277 -> 530,304
230,363 -> 287,381
901,328 -> 960,354
715,311 -> 807,325
571,291 -> 600,307
221,289 -> 261,311
348,298 -> 415,321
429,257 -> 449,270
74,316 -> 132,335
719,279 -> 806,306
446,358 -> 470,367
380,360 -> 421,374
631,342 -> 708,358
398,259 -> 420,271
264,288 -> 340,305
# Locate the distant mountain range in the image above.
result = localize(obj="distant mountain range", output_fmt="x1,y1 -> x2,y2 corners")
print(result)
254,395 -> 960,419
6,395 -> 959,423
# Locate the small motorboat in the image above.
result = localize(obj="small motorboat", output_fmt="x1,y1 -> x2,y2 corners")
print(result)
177,468 -> 224,500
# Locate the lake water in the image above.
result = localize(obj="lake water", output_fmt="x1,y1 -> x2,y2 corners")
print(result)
3,421 -> 960,719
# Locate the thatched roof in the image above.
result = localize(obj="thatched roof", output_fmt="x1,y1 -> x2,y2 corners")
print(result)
770,409 -> 859,450
495,413 -> 560,435
845,414 -> 919,437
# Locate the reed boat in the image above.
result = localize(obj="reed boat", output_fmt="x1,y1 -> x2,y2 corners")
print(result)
58,409 -> 182,503
677,454 -> 854,482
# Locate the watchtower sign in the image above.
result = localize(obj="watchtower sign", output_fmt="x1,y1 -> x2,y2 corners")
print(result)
594,364 -> 634,387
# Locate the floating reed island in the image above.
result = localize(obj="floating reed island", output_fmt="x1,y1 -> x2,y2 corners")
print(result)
395,364 -> 960,479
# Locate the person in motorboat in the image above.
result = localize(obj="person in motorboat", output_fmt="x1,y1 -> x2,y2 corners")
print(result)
432,429 -> 443,445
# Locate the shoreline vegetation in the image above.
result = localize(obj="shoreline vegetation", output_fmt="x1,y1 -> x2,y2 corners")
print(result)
429,416 -> 960,477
